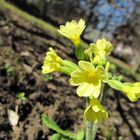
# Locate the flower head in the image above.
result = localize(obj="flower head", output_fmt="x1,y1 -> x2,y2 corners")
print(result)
108,80 -> 140,102
70,61 -> 106,98
93,39 -> 113,59
85,39 -> 113,64
84,98 -> 108,122
42,48 -> 63,74
42,48 -> 79,75
122,82 -> 140,102
58,19 -> 86,47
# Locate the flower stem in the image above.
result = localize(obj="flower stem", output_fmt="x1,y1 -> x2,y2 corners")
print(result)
86,121 -> 93,140
92,122 -> 99,140
85,97 -> 93,140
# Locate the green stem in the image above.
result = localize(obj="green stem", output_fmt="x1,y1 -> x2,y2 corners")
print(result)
92,122 -> 99,140
85,97 -> 93,140
86,121 -> 93,140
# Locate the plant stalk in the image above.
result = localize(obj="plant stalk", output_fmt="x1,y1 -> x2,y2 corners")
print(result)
86,121 -> 93,140
92,122 -> 99,140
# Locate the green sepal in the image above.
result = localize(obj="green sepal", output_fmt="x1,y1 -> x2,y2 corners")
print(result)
62,60 -> 79,70
107,80 -> 123,91
61,66 -> 75,76
61,60 -> 79,75
74,47 -> 86,60
112,75 -> 123,81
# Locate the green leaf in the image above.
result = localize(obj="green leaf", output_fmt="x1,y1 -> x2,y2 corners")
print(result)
50,133 -> 61,140
77,129 -> 84,140
17,92 -> 26,102
61,137 -> 70,140
41,114 -> 77,139
44,74 -> 53,82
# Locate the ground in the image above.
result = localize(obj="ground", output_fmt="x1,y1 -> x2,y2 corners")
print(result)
0,6 -> 140,140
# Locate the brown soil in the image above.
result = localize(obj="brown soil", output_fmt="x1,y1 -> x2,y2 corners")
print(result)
0,7 -> 140,140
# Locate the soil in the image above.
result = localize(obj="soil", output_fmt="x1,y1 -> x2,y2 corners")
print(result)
0,5 -> 140,140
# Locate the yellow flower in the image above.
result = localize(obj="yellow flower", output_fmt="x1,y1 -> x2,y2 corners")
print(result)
42,48 -> 63,74
84,98 -> 108,122
70,61 -> 106,98
85,39 -> 113,63
93,39 -> 113,58
108,80 -> 140,102
58,19 -> 86,47
122,82 -> 140,102
42,48 -> 79,75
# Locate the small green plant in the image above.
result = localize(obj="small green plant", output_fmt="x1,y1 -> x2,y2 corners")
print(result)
44,74 -> 53,82
5,64 -> 16,76
42,19 -> 140,139
16,92 -> 26,102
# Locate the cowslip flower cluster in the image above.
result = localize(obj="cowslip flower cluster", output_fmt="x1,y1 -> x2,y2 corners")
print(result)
42,19 -> 140,123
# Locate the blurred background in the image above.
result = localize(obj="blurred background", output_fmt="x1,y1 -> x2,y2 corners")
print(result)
9,0 -> 140,68
0,0 -> 140,139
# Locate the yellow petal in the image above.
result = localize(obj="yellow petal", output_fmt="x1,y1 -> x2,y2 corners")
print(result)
78,61 -> 95,71
42,48 -> 63,74
78,19 -> 86,29
77,83 -> 94,97
127,93 -> 137,102
84,105 -> 96,122
134,82 -> 140,86
58,19 -> 86,47
84,98 -> 108,122
70,69 -> 88,85
92,81 -> 101,98
42,66 -> 54,74
94,39 -> 113,59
